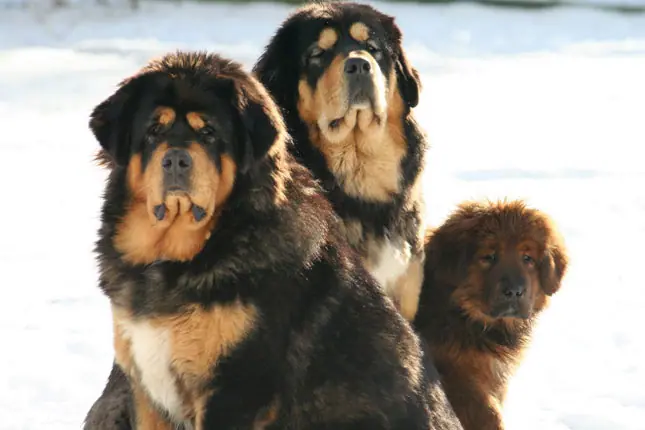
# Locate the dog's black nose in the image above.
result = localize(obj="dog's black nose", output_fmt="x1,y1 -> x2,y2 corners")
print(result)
162,148 -> 192,174
344,57 -> 371,75
501,277 -> 526,298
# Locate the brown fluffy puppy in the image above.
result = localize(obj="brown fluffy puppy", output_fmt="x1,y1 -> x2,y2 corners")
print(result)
253,1 -> 428,321
413,200 -> 569,430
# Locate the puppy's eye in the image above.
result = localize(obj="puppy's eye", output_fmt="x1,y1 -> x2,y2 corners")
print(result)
367,41 -> 380,54
480,253 -> 496,264
522,254 -> 535,265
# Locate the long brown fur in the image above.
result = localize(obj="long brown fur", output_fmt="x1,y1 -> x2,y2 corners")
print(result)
413,200 -> 569,430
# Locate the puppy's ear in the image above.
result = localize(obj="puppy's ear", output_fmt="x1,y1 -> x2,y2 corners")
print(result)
89,77 -> 143,167
235,80 -> 284,173
539,238 -> 568,296
382,15 -> 421,109
427,215 -> 479,284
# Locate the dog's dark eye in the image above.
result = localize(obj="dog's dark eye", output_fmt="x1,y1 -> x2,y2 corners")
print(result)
146,124 -> 163,144
366,41 -> 382,60
522,254 -> 535,265
367,41 -> 380,54
148,124 -> 162,135
199,126 -> 216,137
310,47 -> 325,59
481,253 -> 496,264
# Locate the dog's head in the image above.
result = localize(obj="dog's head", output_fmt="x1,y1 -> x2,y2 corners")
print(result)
254,1 -> 420,144
91,51 -> 285,264
428,200 -> 568,323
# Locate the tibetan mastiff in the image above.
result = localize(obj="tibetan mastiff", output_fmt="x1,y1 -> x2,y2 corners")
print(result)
413,200 -> 569,430
83,51 -> 462,430
253,1 -> 428,322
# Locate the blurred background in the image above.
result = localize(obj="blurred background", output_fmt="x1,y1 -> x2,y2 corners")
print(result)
1,0 -> 644,429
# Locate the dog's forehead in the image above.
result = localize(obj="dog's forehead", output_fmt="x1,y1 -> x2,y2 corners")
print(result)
145,76 -> 237,117
310,15 -> 386,48
477,229 -> 542,253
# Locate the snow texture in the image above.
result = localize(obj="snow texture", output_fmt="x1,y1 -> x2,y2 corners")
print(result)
0,1 -> 644,429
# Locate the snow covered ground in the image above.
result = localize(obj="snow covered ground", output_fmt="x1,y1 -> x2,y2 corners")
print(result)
1,1 -> 644,429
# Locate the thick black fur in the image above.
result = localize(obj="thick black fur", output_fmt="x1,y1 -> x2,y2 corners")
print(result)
83,51 -> 459,430
252,0 -> 427,254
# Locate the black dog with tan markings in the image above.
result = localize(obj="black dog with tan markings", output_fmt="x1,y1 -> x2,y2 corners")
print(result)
253,2 -> 428,322
83,51 -> 461,430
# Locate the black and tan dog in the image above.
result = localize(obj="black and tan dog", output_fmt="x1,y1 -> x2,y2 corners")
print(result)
253,1 -> 428,322
83,51 -> 463,430
413,200 -> 569,430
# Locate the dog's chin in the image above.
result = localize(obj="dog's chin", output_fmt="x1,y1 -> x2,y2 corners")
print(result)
148,192 -> 211,226
488,304 -> 531,320
327,101 -> 382,131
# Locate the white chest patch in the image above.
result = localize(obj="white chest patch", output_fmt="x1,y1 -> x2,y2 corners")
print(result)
118,319 -> 185,421
369,239 -> 412,295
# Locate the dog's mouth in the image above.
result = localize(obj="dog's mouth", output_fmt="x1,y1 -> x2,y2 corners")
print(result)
150,192 -> 210,224
488,303 -> 531,320
326,81 -> 385,132
328,99 -> 382,131
348,88 -> 373,109
153,203 -> 207,222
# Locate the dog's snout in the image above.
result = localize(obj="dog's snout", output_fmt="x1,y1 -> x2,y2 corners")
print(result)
344,57 -> 371,75
500,276 -> 526,298
162,148 -> 193,174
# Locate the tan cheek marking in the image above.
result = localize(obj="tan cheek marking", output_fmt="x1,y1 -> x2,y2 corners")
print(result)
143,143 -> 169,210
186,112 -> 206,131
215,155 -> 237,206
319,54 -> 347,112
155,106 -> 176,126
297,78 -> 317,124
349,22 -> 370,43
317,27 -> 338,50
126,153 -> 145,199
186,143 -> 237,213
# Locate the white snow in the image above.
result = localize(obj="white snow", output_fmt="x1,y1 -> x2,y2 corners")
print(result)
0,1 -> 644,429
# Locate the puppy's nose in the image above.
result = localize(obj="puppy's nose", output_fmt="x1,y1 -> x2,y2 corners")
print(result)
162,148 -> 192,174
501,277 -> 526,298
344,57 -> 371,75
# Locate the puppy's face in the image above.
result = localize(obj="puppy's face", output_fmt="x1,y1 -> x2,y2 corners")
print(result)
468,236 -> 543,320
256,3 -> 420,144
90,52 -> 283,263
432,201 -> 568,323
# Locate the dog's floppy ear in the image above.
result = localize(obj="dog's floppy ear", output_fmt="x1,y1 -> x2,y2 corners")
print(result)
382,15 -> 421,109
252,23 -> 299,114
89,77 -> 144,167
539,236 -> 568,296
427,215 -> 480,284
234,79 -> 284,173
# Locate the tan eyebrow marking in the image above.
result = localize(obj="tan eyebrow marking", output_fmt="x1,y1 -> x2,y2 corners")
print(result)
318,27 -> 338,50
186,112 -> 206,131
155,107 -> 176,126
349,22 -> 370,42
